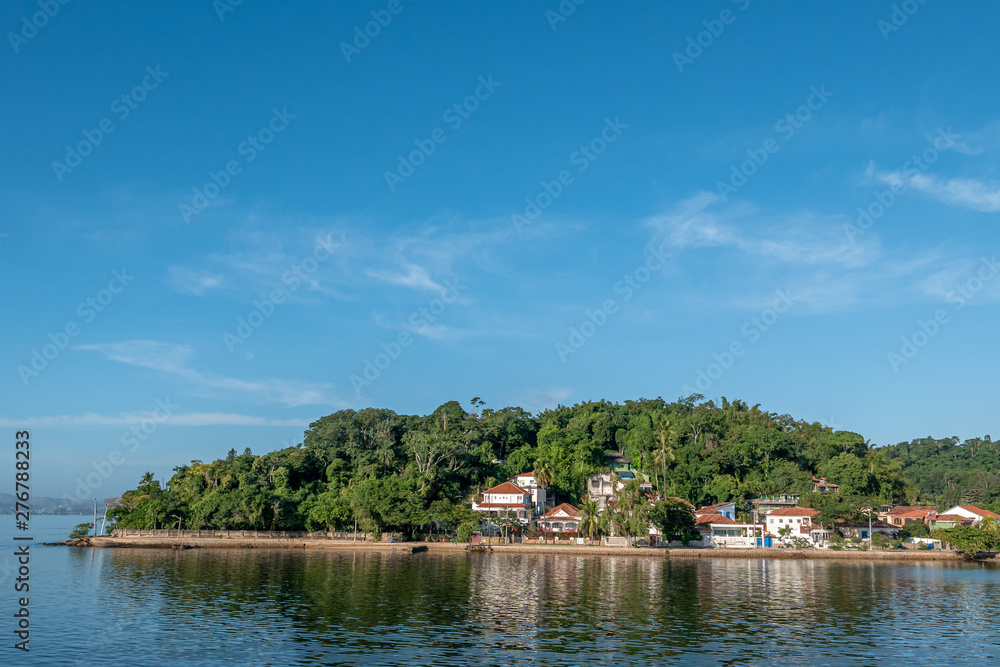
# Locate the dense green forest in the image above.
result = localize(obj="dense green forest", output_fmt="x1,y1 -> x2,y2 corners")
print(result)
109,395 -> 1000,534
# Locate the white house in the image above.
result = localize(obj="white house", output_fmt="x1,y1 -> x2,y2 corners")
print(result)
472,482 -> 532,523
537,503 -> 583,535
509,472 -> 547,515
765,507 -> 826,544
936,505 -> 1000,525
699,517 -> 766,548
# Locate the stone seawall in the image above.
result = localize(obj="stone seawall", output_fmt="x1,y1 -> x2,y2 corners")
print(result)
83,536 -> 984,562
468,544 -> 970,561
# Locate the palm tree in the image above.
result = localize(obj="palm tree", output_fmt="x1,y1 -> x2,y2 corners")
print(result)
579,499 -> 602,542
533,460 -> 555,505
653,416 -> 677,496
139,471 -> 155,486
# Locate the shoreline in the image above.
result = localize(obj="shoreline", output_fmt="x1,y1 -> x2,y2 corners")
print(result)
80,536 -> 984,562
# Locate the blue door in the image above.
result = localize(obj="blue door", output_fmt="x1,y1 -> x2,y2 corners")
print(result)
756,538 -> 763,547
764,537 -> 773,547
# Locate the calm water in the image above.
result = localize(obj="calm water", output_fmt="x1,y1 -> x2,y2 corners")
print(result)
2,516 -> 999,666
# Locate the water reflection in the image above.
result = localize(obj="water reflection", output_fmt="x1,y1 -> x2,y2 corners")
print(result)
30,549 -> 1000,666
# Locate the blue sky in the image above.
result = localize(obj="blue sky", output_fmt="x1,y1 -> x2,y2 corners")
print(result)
3,1 -> 1000,498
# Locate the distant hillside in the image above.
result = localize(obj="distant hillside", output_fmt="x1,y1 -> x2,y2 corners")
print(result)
0,493 -> 103,515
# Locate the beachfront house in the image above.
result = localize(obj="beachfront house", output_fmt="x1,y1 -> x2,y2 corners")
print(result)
880,506 -> 937,527
537,503 -> 583,536
697,516 -> 766,548
765,507 -> 828,545
934,505 -> 1000,527
929,514 -> 974,529
509,472 -> 548,515
472,482 -> 533,523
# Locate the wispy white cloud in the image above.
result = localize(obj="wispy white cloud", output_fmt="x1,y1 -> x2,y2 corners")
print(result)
875,171 -> 1000,212
166,227 -> 349,300
167,266 -> 226,295
76,340 -> 346,408
948,120 -> 1000,155
646,191 -> 877,268
639,191 -> 989,312
367,263 -> 444,292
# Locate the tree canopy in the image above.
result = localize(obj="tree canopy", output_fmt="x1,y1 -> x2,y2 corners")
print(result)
108,395 -> 1000,536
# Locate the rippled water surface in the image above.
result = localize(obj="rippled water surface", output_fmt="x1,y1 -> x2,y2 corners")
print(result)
5,517 -> 1000,666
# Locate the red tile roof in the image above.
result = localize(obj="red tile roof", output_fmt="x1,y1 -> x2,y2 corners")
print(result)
696,514 -> 737,525
934,514 -> 971,522
767,507 -> 820,517
484,482 -> 529,496
959,506 -> 1000,519
474,502 -> 529,509
887,505 -> 937,516
541,503 -> 583,520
